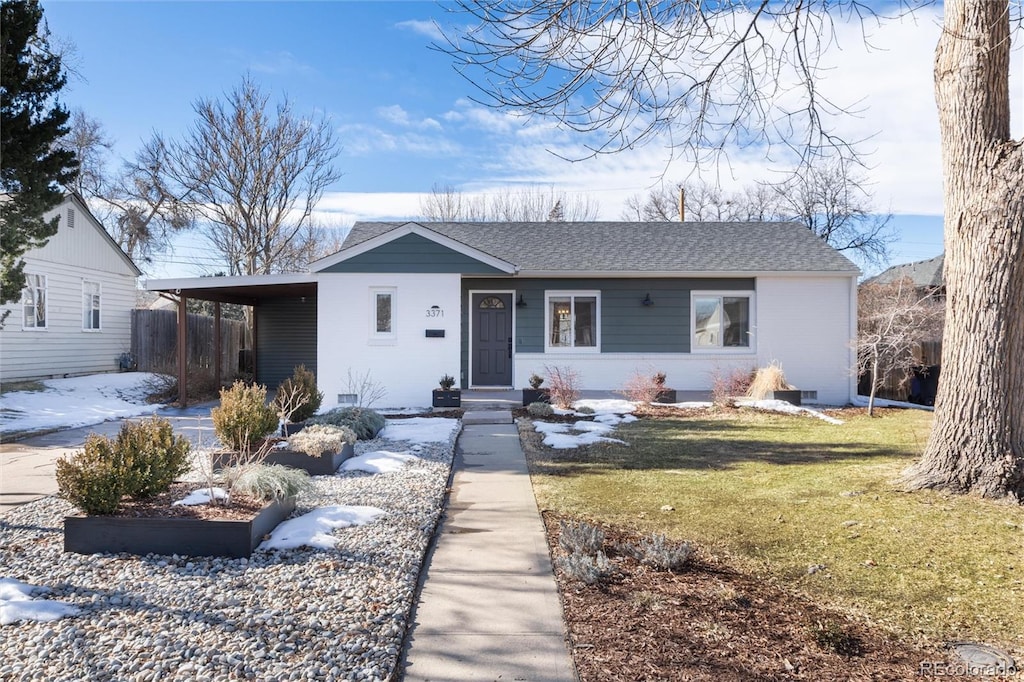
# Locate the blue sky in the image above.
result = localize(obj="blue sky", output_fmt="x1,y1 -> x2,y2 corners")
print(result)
41,2 -> 1022,278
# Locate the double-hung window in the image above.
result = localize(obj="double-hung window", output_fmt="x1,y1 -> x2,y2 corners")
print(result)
22,274 -> 47,329
546,291 -> 599,351
369,287 -> 396,343
692,292 -> 754,350
83,281 -> 101,330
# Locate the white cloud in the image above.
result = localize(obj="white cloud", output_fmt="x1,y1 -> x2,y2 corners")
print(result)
232,49 -> 315,77
337,122 -> 459,157
376,104 -> 443,131
395,19 -> 444,42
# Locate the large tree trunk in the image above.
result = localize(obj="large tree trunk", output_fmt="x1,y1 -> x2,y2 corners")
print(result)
903,0 -> 1024,500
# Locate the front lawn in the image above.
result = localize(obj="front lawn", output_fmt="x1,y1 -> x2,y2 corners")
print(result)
523,407 -> 1024,650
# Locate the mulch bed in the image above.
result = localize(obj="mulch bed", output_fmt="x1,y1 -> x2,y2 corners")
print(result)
543,515 -> 967,681
95,482 -> 266,521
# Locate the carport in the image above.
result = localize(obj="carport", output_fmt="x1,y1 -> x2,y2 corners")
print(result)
145,273 -> 318,406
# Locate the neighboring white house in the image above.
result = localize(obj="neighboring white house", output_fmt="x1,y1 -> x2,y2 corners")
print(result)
0,194 -> 141,383
147,221 -> 860,408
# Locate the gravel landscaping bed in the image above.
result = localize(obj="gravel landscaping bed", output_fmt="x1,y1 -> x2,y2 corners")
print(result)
0,420 -> 460,682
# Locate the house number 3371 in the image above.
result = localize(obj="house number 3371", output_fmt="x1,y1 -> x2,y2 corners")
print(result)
426,307 -> 444,318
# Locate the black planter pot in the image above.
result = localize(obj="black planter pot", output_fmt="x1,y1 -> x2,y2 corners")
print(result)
522,388 -> 551,406
212,442 -> 355,476
772,390 -> 802,406
654,389 -> 677,404
432,389 -> 461,408
64,496 -> 296,558
279,421 -> 307,437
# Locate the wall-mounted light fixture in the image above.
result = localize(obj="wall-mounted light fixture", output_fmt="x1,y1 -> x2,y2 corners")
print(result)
642,293 -> 654,307
516,294 -> 527,307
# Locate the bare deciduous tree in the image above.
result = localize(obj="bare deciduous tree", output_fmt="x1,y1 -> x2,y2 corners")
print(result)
419,183 -> 599,222
445,1 -> 1024,500
857,278 -> 944,416
155,77 -> 342,276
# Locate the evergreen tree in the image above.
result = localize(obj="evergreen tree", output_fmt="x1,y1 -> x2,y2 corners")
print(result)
0,0 -> 78,320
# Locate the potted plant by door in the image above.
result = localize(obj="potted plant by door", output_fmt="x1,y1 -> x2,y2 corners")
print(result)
522,373 -> 551,406
652,372 -> 677,403
432,374 -> 461,408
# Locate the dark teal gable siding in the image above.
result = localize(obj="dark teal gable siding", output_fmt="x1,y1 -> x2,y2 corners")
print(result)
256,298 -> 318,387
460,277 -> 755,378
318,233 -> 505,274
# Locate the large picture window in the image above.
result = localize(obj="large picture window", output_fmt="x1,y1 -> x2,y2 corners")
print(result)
22,274 -> 47,329
693,293 -> 753,350
546,291 -> 599,351
369,287 -> 396,342
83,281 -> 101,330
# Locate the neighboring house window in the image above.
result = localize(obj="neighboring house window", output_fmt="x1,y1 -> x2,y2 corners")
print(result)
546,291 -> 599,351
370,287 -> 396,342
83,280 -> 101,330
692,292 -> 754,350
22,274 -> 47,329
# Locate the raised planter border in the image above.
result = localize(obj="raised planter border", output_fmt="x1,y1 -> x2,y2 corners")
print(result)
522,388 -> 551,406
211,442 -> 355,476
654,389 -> 677,404
772,390 -> 802,406
432,389 -> 461,408
64,496 -> 296,559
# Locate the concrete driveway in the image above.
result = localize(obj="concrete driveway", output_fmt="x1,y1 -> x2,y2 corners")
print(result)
0,403 -> 217,516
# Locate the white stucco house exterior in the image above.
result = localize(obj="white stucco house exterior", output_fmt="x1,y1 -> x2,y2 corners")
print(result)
147,220 -> 859,408
0,194 -> 141,383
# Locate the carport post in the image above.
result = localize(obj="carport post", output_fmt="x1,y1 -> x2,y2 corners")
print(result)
177,293 -> 188,407
214,301 -> 222,388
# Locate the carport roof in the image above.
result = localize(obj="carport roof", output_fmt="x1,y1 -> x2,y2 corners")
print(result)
145,273 -> 317,305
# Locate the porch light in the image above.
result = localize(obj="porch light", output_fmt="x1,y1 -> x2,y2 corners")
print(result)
642,293 -> 654,306
516,294 -> 527,307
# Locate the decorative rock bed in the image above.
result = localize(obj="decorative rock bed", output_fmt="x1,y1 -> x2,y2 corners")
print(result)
0,418 -> 460,682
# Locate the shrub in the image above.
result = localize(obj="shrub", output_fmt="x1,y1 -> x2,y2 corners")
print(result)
223,463 -> 311,501
55,435 -> 125,515
113,417 -> 191,498
274,365 -> 323,423
620,533 -> 693,571
438,374 -> 456,390
212,381 -> 278,452
545,365 -> 580,409
559,520 -> 605,555
710,364 -> 756,406
620,370 -> 661,404
308,406 -> 386,441
576,405 -> 595,415
653,372 -> 667,387
556,550 -> 615,584
527,401 -> 554,417
287,424 -> 356,457
528,373 -> 544,389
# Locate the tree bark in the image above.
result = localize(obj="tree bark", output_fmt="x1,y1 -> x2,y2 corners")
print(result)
903,0 -> 1024,500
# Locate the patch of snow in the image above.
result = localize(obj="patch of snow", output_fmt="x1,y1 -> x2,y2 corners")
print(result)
533,420 -> 627,449
377,407 -> 431,415
736,399 -> 845,425
341,450 -> 420,474
258,505 -> 385,550
662,401 -> 714,409
0,578 -> 79,626
0,372 -> 165,435
172,487 -> 230,506
853,395 -> 934,412
381,417 -> 460,444
573,398 -> 637,415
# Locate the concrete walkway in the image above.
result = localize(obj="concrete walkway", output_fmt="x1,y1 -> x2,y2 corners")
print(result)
402,420 -> 576,681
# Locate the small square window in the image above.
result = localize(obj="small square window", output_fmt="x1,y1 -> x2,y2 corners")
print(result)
545,291 -> 600,352
692,292 -> 754,351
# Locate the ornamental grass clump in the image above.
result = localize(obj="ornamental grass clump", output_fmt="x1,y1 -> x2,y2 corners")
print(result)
287,424 -> 356,458
746,360 -> 794,400
222,463 -> 311,501
619,533 -> 694,572
212,381 -> 278,452
55,417 -> 191,515
309,406 -> 386,441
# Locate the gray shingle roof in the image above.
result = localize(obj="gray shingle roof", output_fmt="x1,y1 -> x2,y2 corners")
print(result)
339,221 -> 860,274
866,254 -> 944,288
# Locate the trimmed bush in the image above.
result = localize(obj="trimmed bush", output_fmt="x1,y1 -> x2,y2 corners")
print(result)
212,381 -> 278,452
308,406 -> 386,441
223,463 -> 311,501
527,401 -> 554,417
275,365 -> 323,423
55,435 -> 125,515
287,424 -> 356,458
113,417 -> 191,498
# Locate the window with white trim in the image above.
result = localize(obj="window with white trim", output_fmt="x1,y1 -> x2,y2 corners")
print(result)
22,274 -> 47,329
370,287 -> 396,341
692,292 -> 754,350
546,291 -> 599,351
83,280 -> 101,330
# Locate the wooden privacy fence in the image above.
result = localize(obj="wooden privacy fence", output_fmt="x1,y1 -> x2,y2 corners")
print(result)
865,340 -> 943,403
131,309 -> 250,376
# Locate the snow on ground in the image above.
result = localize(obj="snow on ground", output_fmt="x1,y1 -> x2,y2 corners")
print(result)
172,487 -> 230,506
735,399 -> 845,425
341,451 -> 421,474
381,417 -> 460,444
259,506 -> 385,550
852,395 -> 934,411
0,372 -> 165,435
0,578 -> 80,626
534,420 -> 628,449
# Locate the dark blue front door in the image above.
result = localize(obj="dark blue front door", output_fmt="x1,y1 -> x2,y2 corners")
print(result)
471,293 -> 512,386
